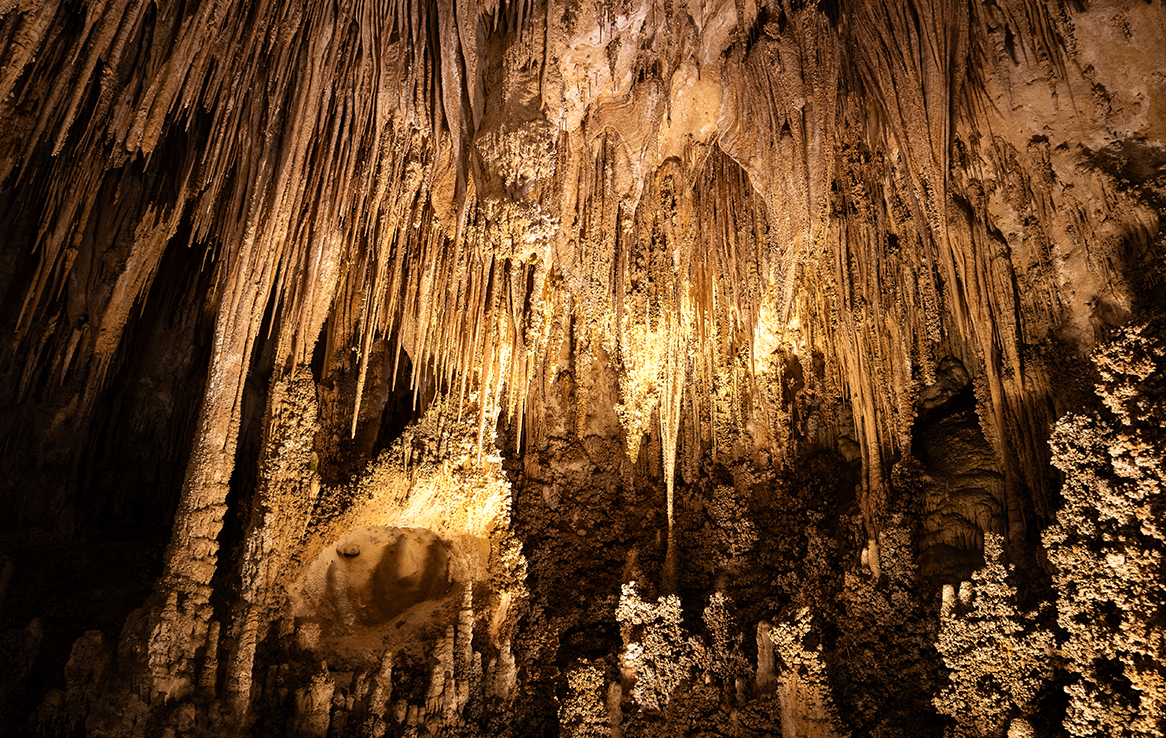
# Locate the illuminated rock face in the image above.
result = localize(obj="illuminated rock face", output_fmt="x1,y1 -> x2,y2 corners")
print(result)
0,0 -> 1163,736
293,526 -> 458,639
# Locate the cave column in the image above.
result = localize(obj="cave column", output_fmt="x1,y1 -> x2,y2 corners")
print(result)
224,368 -> 321,716
145,247 -> 280,702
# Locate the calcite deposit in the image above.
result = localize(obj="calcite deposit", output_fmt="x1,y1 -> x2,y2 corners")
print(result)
0,0 -> 1163,735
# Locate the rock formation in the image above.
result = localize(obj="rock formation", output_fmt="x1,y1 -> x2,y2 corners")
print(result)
0,0 -> 1163,734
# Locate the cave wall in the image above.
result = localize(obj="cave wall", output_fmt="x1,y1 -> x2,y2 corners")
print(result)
0,0 -> 1164,735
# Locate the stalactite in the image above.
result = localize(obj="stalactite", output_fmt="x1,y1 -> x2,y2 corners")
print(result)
3,0 -> 1154,538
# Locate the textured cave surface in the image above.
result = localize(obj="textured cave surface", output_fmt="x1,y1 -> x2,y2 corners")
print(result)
0,0 -> 1164,735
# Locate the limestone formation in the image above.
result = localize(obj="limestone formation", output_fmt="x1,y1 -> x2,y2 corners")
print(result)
0,0 -> 1163,734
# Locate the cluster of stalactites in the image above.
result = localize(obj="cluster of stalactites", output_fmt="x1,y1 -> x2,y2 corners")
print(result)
2,0 -> 1158,544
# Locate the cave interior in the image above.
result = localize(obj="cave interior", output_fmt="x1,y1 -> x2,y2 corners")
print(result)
0,0 -> 1165,735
